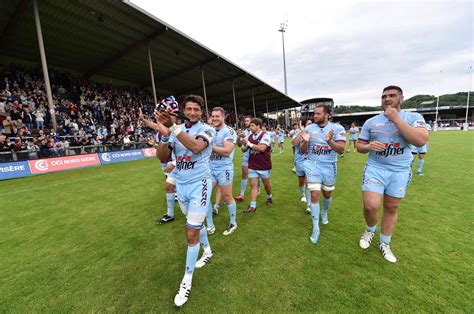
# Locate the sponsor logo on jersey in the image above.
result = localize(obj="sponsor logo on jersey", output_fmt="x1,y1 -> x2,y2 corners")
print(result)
312,145 -> 332,155
375,143 -> 405,157
176,155 -> 197,170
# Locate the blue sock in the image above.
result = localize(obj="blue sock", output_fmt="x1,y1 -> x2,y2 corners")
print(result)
240,179 -> 247,196
417,159 -> 424,172
206,204 -> 214,229
366,224 -> 377,233
228,202 -> 237,225
322,197 -> 332,215
184,243 -> 200,284
380,233 -> 391,245
250,200 -> 257,208
299,186 -> 305,197
199,227 -> 211,253
310,202 -> 320,233
166,193 -> 175,217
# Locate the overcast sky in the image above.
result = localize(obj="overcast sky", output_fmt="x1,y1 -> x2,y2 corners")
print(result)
132,0 -> 472,106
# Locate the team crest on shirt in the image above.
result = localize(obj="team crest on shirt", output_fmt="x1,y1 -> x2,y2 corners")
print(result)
176,155 -> 197,170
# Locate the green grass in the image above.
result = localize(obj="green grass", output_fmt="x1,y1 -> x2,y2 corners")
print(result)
1,131 -> 473,312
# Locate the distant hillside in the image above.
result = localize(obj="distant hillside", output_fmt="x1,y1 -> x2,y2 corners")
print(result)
333,92 -> 473,114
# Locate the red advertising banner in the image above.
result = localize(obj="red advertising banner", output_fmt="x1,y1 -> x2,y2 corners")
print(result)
142,148 -> 157,158
28,154 -> 100,174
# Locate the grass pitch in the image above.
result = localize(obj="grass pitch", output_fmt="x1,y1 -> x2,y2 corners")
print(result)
1,131 -> 473,312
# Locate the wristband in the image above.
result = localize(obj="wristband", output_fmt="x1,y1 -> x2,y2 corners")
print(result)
169,124 -> 182,136
247,142 -> 254,148
161,137 -> 169,143
171,160 -> 176,166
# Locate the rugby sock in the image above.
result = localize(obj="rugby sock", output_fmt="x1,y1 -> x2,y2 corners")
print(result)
166,193 -> 175,217
366,224 -> 377,233
299,186 -> 305,197
206,204 -> 214,229
183,243 -> 199,285
322,197 -> 332,215
228,202 -> 237,225
306,187 -> 311,207
310,202 -> 320,232
380,233 -> 392,245
199,226 -> 212,254
240,179 -> 247,196
417,159 -> 424,173
250,200 -> 257,208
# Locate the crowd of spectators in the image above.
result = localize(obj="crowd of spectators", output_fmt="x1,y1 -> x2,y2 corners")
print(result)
0,64 -> 166,162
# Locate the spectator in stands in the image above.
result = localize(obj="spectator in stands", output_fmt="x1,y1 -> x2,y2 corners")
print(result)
33,105 -> 45,129
27,139 -> 39,159
2,116 -> 13,136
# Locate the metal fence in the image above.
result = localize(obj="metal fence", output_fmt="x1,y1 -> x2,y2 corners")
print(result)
0,142 -> 149,163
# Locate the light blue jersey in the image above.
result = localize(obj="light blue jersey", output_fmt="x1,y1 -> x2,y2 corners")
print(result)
242,128 -> 251,166
292,131 -> 307,164
278,130 -> 285,143
169,121 -> 215,185
349,127 -> 359,141
210,124 -> 237,170
304,122 -> 346,163
359,111 -> 429,172
292,130 -> 307,177
269,131 -> 276,145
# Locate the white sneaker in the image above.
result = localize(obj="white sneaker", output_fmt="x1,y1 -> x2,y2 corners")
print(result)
305,206 -> 311,214
174,282 -> 191,307
195,250 -> 213,268
347,149 -> 350,153
359,230 -> 375,249
292,167 -> 296,173
379,242 -> 397,263
300,196 -> 307,203
212,206 -> 219,215
207,226 -> 216,235
320,213 -> 328,225
223,224 -> 237,236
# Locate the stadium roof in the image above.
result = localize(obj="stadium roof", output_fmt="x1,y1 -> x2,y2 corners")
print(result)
0,0 -> 301,114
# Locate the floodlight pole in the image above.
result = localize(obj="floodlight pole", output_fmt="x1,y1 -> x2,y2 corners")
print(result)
232,80 -> 238,129
465,66 -> 472,131
279,21 -> 288,95
147,44 -> 157,105
201,67 -> 209,118
33,0 -> 56,130
251,89 -> 256,117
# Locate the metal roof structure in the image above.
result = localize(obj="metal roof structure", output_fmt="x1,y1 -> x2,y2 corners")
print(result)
0,0 -> 301,114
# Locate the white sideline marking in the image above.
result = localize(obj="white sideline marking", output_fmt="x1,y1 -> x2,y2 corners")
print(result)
2,164 -> 158,196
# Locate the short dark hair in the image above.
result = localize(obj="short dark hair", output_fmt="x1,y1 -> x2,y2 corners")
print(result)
315,103 -> 331,115
182,95 -> 205,109
250,118 -> 263,127
211,106 -> 225,116
244,115 -> 253,120
301,116 -> 312,126
383,85 -> 403,95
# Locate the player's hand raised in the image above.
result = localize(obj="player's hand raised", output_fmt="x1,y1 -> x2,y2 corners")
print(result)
301,132 -> 310,142
384,107 -> 399,122
368,141 -> 386,151
325,129 -> 334,142
155,110 -> 175,128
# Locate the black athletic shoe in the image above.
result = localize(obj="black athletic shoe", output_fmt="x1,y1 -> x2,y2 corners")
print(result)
156,214 -> 175,225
